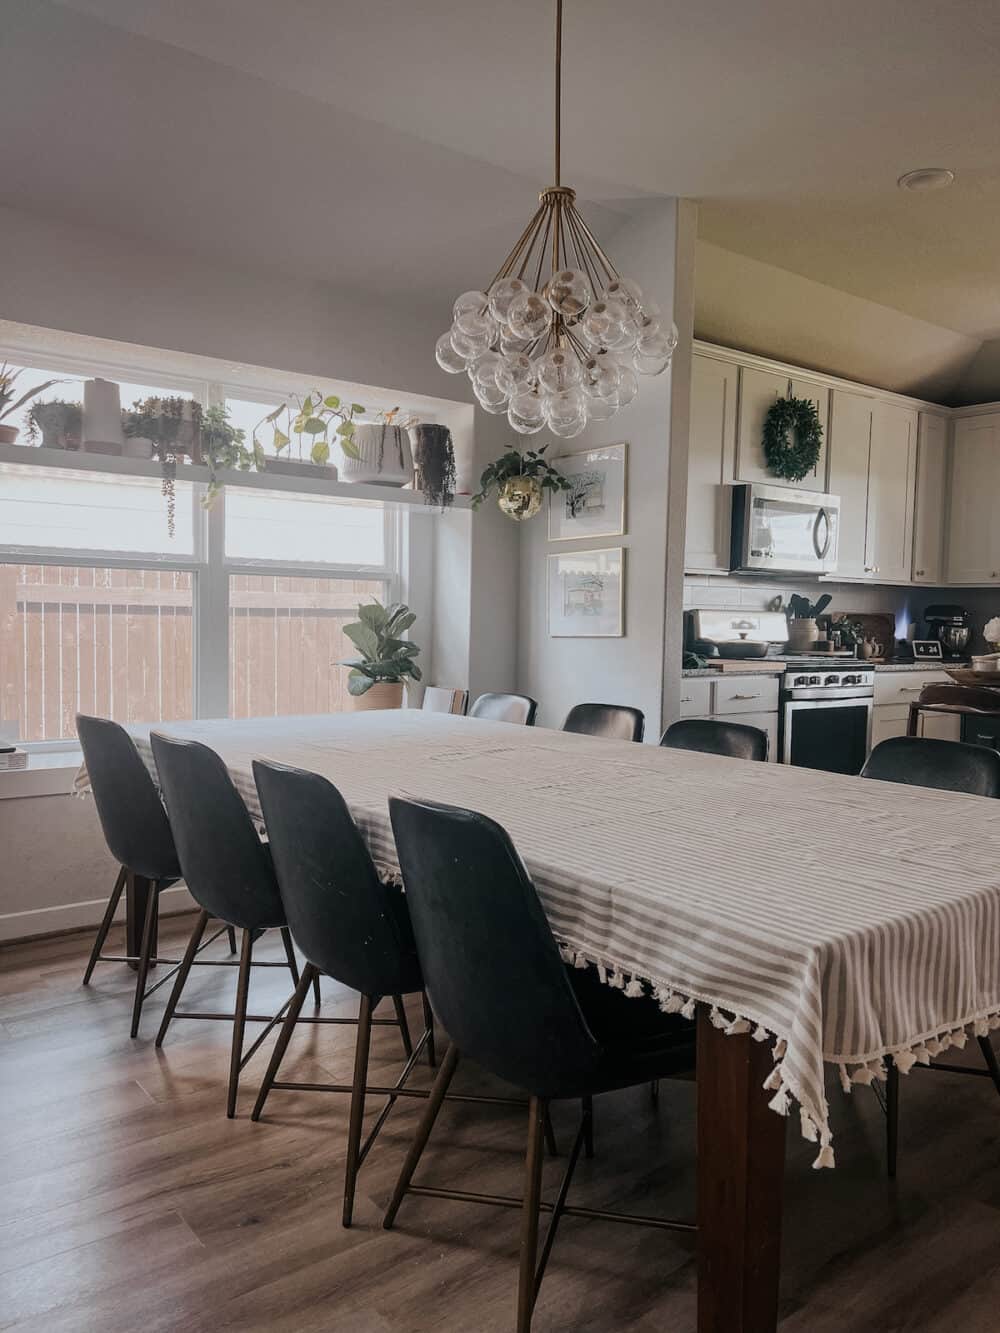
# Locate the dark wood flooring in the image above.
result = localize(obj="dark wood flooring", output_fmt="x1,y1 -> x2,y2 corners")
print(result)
2,916 -> 1000,1331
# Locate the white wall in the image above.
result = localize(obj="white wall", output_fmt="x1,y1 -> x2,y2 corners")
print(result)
517,199 -> 693,736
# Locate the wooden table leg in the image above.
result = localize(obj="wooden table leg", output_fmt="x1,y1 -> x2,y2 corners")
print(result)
697,1007 -> 786,1333
125,872 -> 157,972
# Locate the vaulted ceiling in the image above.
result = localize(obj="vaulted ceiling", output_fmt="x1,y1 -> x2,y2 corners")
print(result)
5,0 -> 1000,400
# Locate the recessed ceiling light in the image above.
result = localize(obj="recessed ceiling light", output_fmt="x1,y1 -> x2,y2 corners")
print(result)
897,167 -> 955,192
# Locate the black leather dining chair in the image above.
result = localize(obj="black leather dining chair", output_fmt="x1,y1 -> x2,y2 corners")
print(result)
861,734 -> 1000,1177
384,796 -> 695,1333
562,703 -> 645,743
660,717 -> 769,762
77,714 -> 234,1037
468,692 -> 538,726
250,759 -> 429,1226
150,732 -> 313,1117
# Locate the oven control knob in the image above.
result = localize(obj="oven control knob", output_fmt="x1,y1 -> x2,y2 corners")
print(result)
824,674 -> 839,685
808,675 -> 820,685
842,674 -> 857,685
793,675 -> 807,686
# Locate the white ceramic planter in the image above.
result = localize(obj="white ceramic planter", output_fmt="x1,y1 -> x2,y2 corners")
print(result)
339,423 -> 414,487
123,437 -> 154,459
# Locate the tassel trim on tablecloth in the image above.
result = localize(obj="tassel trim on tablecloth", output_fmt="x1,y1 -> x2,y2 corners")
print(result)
556,941 -> 1000,1173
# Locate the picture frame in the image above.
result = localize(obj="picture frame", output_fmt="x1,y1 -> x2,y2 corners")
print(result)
548,442 -> 627,542
547,547 -> 625,638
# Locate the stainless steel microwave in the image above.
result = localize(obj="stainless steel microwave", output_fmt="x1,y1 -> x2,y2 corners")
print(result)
730,483 -> 840,576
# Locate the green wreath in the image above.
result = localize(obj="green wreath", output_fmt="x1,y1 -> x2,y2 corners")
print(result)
762,396 -> 822,482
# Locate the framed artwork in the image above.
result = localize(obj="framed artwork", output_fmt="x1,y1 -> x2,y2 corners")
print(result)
548,442 -> 627,542
548,547 -> 625,638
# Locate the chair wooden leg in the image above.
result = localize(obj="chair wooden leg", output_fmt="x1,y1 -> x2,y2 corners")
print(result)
82,866 -> 126,985
311,969 -> 322,1006
279,927 -> 300,985
129,882 -> 159,1038
978,1035 -> 1000,1097
392,994 -> 413,1058
227,929 -> 254,1119
383,1042 -> 460,1229
886,1056 -> 899,1180
343,993 -> 374,1228
156,910 -> 209,1047
226,924 -> 237,954
517,1096 -> 547,1333
251,963 -> 317,1122
422,992 -> 436,1068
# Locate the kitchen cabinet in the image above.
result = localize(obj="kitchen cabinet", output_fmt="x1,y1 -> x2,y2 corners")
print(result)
827,390 -> 873,578
867,402 -> 916,583
678,674 -> 779,761
911,412 -> 948,583
685,354 -> 737,573
946,414 -> 1000,584
870,670 -> 960,751
826,393 -> 915,582
735,367 -> 828,490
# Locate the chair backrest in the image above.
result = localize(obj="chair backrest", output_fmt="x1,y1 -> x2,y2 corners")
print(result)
421,686 -> 468,715
916,683 -> 1000,712
468,692 -> 538,726
861,735 -> 1000,796
150,732 -> 285,930
660,717 -> 769,762
252,760 -> 422,997
562,702 -> 645,743
389,796 -> 601,1099
76,714 -> 180,880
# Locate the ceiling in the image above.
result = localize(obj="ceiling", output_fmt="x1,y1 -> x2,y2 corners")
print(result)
5,1 -> 1000,374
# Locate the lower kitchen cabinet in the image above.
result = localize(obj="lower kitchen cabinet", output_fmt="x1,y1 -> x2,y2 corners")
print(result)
870,670 -> 961,750
677,675 -> 779,761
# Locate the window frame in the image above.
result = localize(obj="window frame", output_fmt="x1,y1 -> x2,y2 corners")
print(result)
1,363 -> 403,748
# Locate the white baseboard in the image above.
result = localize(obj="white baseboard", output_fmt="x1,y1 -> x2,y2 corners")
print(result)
0,883 -> 197,944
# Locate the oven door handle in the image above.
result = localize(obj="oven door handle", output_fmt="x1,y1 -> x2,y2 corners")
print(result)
813,507 -> 831,560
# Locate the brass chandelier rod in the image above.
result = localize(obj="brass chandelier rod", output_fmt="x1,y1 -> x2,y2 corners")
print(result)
554,0 -> 563,187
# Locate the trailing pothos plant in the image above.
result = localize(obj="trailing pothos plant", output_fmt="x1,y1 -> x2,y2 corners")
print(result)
253,391 -> 366,466
471,445 -> 571,509
339,599 -> 422,697
201,404 -> 258,507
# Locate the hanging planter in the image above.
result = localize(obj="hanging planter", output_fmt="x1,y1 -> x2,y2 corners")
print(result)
472,445 -> 571,522
408,423 -> 456,509
123,397 -> 204,539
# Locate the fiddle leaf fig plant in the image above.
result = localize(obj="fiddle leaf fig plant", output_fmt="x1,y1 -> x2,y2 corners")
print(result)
339,599 -> 422,697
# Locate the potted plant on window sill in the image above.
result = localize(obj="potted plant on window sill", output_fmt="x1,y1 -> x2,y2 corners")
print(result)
201,404 -> 257,507
253,392 -> 367,480
0,364 -> 65,445
340,599 -> 421,710
27,399 -> 83,450
123,397 -> 204,538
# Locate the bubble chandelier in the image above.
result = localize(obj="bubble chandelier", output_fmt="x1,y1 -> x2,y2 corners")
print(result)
435,0 -> 677,439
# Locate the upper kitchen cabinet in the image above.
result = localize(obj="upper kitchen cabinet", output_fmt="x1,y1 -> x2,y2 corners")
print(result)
735,367 -> 829,490
685,354 -> 737,573
827,389 -> 873,579
866,402 -> 916,584
946,413 -> 1000,584
911,412 -> 949,583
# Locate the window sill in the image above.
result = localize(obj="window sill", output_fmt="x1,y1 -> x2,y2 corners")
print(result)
0,749 -> 83,800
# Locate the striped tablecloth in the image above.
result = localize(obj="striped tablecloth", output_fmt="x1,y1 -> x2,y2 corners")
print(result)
77,709 -> 1000,1167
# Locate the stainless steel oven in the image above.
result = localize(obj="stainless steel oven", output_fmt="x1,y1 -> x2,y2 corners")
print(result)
731,483 -> 840,576
781,667 -> 874,774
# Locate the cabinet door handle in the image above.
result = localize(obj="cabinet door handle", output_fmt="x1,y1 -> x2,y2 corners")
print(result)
680,696 -> 692,703
731,693 -> 760,701
899,686 -> 923,692
915,569 -> 925,576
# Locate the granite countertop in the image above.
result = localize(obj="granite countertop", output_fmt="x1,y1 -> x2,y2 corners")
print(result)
681,660 -> 968,678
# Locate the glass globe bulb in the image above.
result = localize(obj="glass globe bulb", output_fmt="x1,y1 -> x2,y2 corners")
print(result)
453,290 -> 488,321
666,320 -> 679,352
508,390 -> 547,434
435,331 -> 468,373
581,298 -> 628,350
604,276 -> 643,313
582,352 -> 619,400
475,381 -> 509,412
603,314 -> 640,352
547,413 -> 587,439
449,325 -> 484,359
633,331 -> 674,376
585,393 -> 617,422
546,386 -> 586,426
495,352 -> 535,397
536,346 -> 583,394
507,290 -> 551,341
636,312 -> 662,340
544,268 -> 593,319
469,349 -> 504,387
488,276 -> 529,324
500,329 -> 533,356
454,309 -> 499,344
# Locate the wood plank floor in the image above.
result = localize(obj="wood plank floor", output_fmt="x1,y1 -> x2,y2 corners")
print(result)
2,916 -> 1000,1332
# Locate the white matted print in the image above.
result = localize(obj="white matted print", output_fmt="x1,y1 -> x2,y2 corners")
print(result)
548,547 -> 624,638
548,443 -> 627,542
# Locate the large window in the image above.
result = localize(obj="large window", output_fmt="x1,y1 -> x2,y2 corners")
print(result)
0,359 -> 400,746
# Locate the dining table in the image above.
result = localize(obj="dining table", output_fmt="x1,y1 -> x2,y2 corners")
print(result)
76,709 -> 1000,1332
